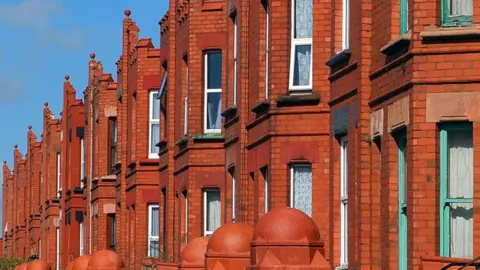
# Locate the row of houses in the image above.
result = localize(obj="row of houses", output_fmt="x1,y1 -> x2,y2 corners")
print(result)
2,0 -> 480,269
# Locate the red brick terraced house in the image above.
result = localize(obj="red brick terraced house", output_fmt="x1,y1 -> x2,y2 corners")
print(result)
59,75 -> 86,265
4,0 -> 480,269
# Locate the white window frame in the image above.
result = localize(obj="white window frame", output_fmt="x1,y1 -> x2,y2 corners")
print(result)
148,204 -> 159,257
56,227 -> 60,270
204,52 -> 222,134
263,168 -> 269,214
203,188 -> 221,236
290,163 -> 312,216
185,192 -> 188,239
184,65 -> 189,136
265,1 -> 270,98
148,91 -> 160,159
79,221 -> 84,256
341,0 -> 350,51
80,137 -> 85,188
231,170 -> 236,222
289,0 -> 313,91
340,137 -> 348,266
56,153 -> 61,192
233,15 -> 238,106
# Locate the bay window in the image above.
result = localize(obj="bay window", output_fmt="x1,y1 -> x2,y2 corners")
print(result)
204,51 -> 222,133
289,0 -> 313,90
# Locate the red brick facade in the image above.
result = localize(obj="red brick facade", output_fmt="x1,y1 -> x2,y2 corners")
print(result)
3,0 -> 480,269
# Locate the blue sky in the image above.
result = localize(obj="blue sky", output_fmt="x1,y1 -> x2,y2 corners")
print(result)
0,0 -> 168,230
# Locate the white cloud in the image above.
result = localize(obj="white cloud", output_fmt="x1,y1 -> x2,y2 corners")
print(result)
0,0 -> 84,50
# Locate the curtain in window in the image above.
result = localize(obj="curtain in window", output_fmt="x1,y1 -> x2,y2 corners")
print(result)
294,0 -> 312,39
293,45 -> 311,86
207,191 -> 221,232
151,124 -> 160,153
152,93 -> 160,119
150,240 -> 159,257
151,207 -> 159,236
293,166 -> 312,216
207,92 -> 222,130
448,130 -> 473,259
448,0 -> 473,16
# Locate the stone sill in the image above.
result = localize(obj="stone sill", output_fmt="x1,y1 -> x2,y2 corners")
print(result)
221,105 -> 238,118
192,133 -> 225,142
380,31 -> 411,55
326,49 -> 351,67
251,99 -> 270,114
276,91 -> 320,107
175,136 -> 188,146
420,26 -> 480,40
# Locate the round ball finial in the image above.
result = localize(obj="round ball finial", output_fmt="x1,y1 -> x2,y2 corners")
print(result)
28,125 -> 32,130
44,102 -> 48,107
90,52 -> 95,59
124,9 -> 131,17
3,160 -> 6,165
14,144 -> 18,149
65,74 -> 70,81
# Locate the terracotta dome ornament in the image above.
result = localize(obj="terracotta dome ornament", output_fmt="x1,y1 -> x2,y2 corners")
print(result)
179,236 -> 209,269
72,254 -> 91,270
88,250 -> 125,269
248,207 -> 331,269
14,263 -> 29,270
205,222 -> 254,270
26,259 -> 51,270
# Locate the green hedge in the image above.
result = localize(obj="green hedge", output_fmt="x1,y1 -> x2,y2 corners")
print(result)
0,258 -> 25,270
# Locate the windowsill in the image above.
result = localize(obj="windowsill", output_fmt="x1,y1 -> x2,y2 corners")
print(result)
380,31 -> 411,55
276,91 -> 320,107
202,1 -> 224,11
175,136 -> 188,146
221,105 -> 238,118
156,139 -> 168,149
148,155 -> 160,159
73,187 -> 83,194
251,99 -> 270,114
420,26 -> 480,41
192,133 -> 225,142
335,265 -> 348,270
326,49 -> 351,68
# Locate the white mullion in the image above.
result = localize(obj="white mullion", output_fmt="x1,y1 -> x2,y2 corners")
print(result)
264,169 -> 269,213
185,193 -> 188,239
184,65 -> 189,135
57,153 -> 61,192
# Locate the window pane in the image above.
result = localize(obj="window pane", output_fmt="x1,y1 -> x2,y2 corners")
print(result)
206,190 -> 221,232
294,0 -> 312,39
112,120 -> 117,143
448,130 -> 473,199
450,202 -> 473,258
207,52 -> 222,89
150,207 -> 159,236
448,0 -> 473,17
151,92 -> 160,119
293,45 -> 311,87
206,92 -> 222,130
150,240 -> 159,257
292,165 -> 312,216
150,124 -> 160,154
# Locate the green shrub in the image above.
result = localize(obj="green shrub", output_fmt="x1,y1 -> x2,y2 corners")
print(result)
0,258 -> 25,270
